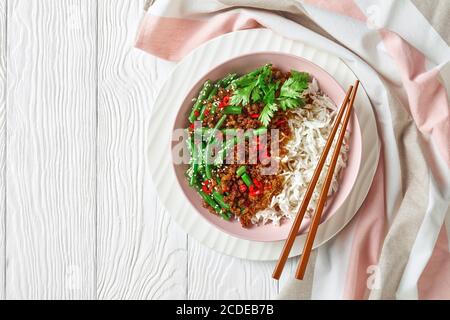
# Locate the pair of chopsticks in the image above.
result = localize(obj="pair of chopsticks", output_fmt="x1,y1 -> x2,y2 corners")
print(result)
273,80 -> 360,280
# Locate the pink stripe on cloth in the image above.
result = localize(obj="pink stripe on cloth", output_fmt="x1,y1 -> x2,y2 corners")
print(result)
343,155 -> 387,299
418,225 -> 450,299
304,0 -> 450,297
380,29 -> 450,167
135,13 -> 261,61
136,0 -> 449,299
307,0 -> 450,166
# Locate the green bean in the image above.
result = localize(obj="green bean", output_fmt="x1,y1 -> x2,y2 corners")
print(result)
199,128 -> 215,142
210,101 -> 219,115
218,73 -> 237,87
214,115 -> 227,132
203,139 -> 213,163
198,104 -> 208,121
192,127 -> 210,143
198,86 -> 219,121
188,80 -> 213,123
223,106 -> 242,115
185,166 -> 193,181
207,86 -> 218,100
205,164 -> 213,180
236,165 -> 247,177
241,173 -> 252,187
202,114 -> 227,168
213,136 -> 238,166
223,136 -> 238,152
195,182 -> 225,216
188,140 -> 202,186
196,144 -> 210,181
186,135 -> 194,157
196,127 -> 210,134
197,189 -> 221,212
189,165 -> 198,186
204,114 -> 227,162
219,210 -> 232,221
198,166 -> 208,182
204,136 -> 217,180
199,74 -> 235,120
212,191 -> 230,210
189,165 -> 199,186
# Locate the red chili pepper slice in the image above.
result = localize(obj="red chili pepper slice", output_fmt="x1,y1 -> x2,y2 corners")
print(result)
249,185 -> 261,197
222,96 -> 230,106
249,113 -> 259,119
189,123 -> 195,130
253,179 -> 263,189
201,179 -> 213,194
239,184 -> 247,192
194,110 -> 200,117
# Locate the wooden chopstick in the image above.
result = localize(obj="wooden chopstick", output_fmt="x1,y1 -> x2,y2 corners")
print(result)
272,84 -> 355,280
295,80 -> 359,280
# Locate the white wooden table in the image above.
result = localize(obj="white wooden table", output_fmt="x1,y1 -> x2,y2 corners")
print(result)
0,0 -> 297,299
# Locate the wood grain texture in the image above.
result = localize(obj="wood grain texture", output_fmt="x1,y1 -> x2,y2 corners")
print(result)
0,0 -> 6,300
188,240 -> 278,299
96,0 -> 187,299
5,0 -> 96,299
279,258 -> 298,292
2,0 -> 291,300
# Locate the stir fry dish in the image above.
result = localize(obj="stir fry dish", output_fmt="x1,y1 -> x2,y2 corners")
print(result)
185,64 -> 349,228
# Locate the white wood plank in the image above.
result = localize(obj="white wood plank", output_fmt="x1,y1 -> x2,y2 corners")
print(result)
5,0 -> 96,299
188,240 -> 278,299
279,258 -> 297,292
0,0 -> 6,300
96,0 -> 187,299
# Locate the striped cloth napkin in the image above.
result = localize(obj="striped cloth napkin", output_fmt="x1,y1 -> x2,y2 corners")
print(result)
136,0 -> 450,299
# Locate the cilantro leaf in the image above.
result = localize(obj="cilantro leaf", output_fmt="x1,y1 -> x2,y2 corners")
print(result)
230,85 -> 255,106
230,64 -> 272,106
230,65 -> 310,126
259,103 -> 278,127
278,70 -> 309,110
259,81 -> 280,126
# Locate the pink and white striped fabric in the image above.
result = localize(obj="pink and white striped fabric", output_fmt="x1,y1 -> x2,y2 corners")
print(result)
136,0 -> 450,299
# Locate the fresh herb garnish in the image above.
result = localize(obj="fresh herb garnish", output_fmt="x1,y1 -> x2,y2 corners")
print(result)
230,66 -> 310,126
230,64 -> 272,106
259,81 -> 280,127
278,70 -> 309,111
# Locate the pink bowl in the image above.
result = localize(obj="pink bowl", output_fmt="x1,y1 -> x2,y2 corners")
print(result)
171,52 -> 361,242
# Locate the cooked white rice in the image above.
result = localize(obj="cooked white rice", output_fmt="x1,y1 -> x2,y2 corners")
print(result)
252,78 -> 350,225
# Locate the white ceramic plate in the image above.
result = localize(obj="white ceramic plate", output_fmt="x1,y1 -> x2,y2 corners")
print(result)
148,29 -> 380,261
